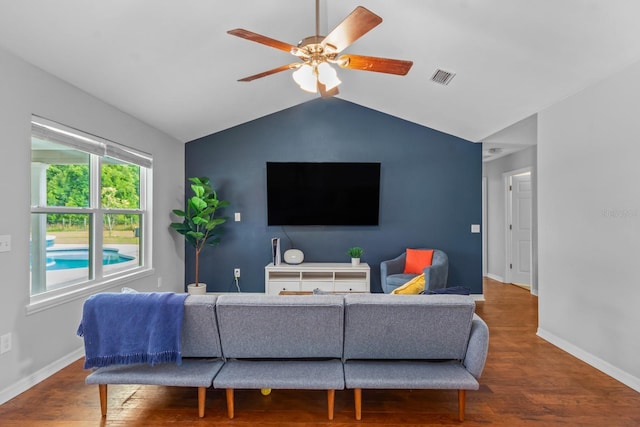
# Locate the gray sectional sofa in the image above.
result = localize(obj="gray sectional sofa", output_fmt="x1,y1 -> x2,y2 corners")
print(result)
82,293 -> 489,421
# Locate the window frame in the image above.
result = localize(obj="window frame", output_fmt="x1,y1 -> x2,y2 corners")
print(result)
28,116 -> 153,314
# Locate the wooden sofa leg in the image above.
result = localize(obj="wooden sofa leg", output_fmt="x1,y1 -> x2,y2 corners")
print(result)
354,388 -> 362,420
98,384 -> 107,417
458,389 -> 466,421
197,387 -> 206,418
226,388 -> 235,419
327,389 -> 335,420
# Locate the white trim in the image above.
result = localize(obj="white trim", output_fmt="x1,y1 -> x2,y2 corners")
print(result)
26,268 -> 154,315
485,273 -> 505,283
482,177 -> 487,276
537,327 -> 640,393
0,347 -> 85,405
471,293 -> 485,302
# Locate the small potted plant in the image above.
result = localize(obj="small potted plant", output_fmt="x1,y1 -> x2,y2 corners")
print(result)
347,246 -> 364,266
170,177 -> 229,294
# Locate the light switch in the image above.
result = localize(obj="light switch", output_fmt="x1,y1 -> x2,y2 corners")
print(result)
471,224 -> 480,233
0,235 -> 10,252
234,212 -> 241,222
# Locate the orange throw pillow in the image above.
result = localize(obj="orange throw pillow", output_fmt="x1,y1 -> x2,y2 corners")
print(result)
403,249 -> 434,274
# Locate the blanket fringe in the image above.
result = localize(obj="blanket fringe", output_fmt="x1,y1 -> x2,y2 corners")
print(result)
84,351 -> 183,369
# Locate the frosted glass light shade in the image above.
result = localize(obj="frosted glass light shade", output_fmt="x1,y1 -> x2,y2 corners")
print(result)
292,65 -> 317,93
317,62 -> 341,90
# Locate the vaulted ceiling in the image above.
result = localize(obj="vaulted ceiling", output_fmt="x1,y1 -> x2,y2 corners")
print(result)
1,1 -> 640,147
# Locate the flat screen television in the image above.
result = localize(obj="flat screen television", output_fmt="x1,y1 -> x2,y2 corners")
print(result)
266,162 -> 381,226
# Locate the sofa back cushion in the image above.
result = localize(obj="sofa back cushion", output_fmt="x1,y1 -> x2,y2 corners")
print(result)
182,295 -> 223,358
343,294 -> 475,360
216,294 -> 344,359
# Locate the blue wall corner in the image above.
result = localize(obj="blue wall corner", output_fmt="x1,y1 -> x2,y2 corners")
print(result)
183,98 -> 483,293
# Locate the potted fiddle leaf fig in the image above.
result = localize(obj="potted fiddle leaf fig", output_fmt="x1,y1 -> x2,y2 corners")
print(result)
170,177 -> 229,294
347,246 -> 364,266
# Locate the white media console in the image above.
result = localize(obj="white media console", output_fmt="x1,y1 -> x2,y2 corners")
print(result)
264,262 -> 371,295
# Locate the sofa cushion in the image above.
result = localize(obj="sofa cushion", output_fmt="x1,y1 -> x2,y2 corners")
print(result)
392,274 -> 425,294
86,359 -> 224,388
181,295 -> 223,358
216,294 -> 344,359
213,359 -> 344,390
343,294 -> 475,360
344,360 -> 479,390
403,248 -> 434,274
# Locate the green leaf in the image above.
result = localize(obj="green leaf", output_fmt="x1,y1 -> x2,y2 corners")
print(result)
190,196 -> 207,211
172,209 -> 186,217
187,230 -> 205,240
192,186 -> 203,198
192,216 -> 207,225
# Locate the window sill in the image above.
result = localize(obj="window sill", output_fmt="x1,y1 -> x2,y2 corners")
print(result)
25,268 -> 155,316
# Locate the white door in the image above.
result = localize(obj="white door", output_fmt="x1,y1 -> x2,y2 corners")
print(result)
509,173 -> 532,286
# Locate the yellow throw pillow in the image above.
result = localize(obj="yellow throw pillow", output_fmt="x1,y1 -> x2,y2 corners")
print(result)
392,274 -> 425,294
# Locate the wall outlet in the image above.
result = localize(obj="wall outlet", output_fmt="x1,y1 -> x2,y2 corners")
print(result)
0,235 -> 11,253
234,268 -> 241,278
0,333 -> 11,354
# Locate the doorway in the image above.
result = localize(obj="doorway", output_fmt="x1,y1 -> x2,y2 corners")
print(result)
505,168 -> 532,289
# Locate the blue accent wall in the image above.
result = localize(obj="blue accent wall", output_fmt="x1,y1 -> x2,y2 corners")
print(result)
184,98 -> 483,293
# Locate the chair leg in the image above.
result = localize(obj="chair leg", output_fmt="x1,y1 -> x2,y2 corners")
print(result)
197,387 -> 206,418
226,388 -> 234,419
327,389 -> 335,420
98,384 -> 107,417
354,388 -> 362,420
458,389 -> 466,421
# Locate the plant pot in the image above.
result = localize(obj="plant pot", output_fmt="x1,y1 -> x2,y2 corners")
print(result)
351,258 -> 360,266
187,283 -> 207,295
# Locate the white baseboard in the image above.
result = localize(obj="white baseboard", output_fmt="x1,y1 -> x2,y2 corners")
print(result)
0,347 -> 84,405
472,294 -> 485,301
537,327 -> 640,393
485,273 -> 505,283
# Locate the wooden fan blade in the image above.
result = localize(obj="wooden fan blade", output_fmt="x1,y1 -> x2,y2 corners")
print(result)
322,6 -> 382,53
338,54 -> 413,75
228,28 -> 300,55
237,63 -> 299,82
318,82 -> 339,98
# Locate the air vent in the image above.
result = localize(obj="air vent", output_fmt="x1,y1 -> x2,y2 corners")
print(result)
431,69 -> 456,85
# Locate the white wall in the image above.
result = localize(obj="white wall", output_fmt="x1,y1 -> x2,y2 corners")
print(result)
0,48 -> 185,403
538,59 -> 640,391
484,145 -> 537,290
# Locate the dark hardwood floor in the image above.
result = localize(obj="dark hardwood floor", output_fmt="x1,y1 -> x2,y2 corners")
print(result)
1,278 -> 639,426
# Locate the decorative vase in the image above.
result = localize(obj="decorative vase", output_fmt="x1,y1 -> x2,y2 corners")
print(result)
351,258 -> 360,266
187,283 -> 207,295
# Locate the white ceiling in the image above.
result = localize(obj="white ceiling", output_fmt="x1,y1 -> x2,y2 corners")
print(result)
1,0 -> 640,146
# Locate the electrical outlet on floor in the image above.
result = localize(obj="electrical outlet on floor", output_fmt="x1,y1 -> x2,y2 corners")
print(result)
1,333 -> 11,354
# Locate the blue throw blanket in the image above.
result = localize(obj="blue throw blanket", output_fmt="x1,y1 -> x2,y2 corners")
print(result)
77,292 -> 189,369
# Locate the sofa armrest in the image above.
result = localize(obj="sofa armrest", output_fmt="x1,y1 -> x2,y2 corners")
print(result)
463,314 -> 489,379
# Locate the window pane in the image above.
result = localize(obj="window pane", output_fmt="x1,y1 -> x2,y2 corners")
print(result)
101,158 -> 140,210
103,213 -> 141,276
31,138 -> 90,208
31,213 -> 92,295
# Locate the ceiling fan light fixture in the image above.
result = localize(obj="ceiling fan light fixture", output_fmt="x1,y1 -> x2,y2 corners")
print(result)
317,62 -> 341,90
292,64 -> 318,93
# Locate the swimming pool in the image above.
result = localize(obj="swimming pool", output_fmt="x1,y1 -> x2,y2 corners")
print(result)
45,248 -> 135,270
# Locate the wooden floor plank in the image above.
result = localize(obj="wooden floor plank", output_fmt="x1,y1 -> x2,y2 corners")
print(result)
1,278 -> 639,426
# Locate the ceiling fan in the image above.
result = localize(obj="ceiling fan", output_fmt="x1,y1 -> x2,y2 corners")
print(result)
227,0 -> 413,97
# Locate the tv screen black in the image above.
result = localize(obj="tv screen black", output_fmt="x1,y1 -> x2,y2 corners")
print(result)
266,162 -> 380,226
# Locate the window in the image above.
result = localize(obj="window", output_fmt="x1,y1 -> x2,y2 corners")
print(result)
30,116 -> 152,308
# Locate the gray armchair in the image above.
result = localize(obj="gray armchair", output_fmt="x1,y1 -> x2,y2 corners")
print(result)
380,249 -> 448,294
